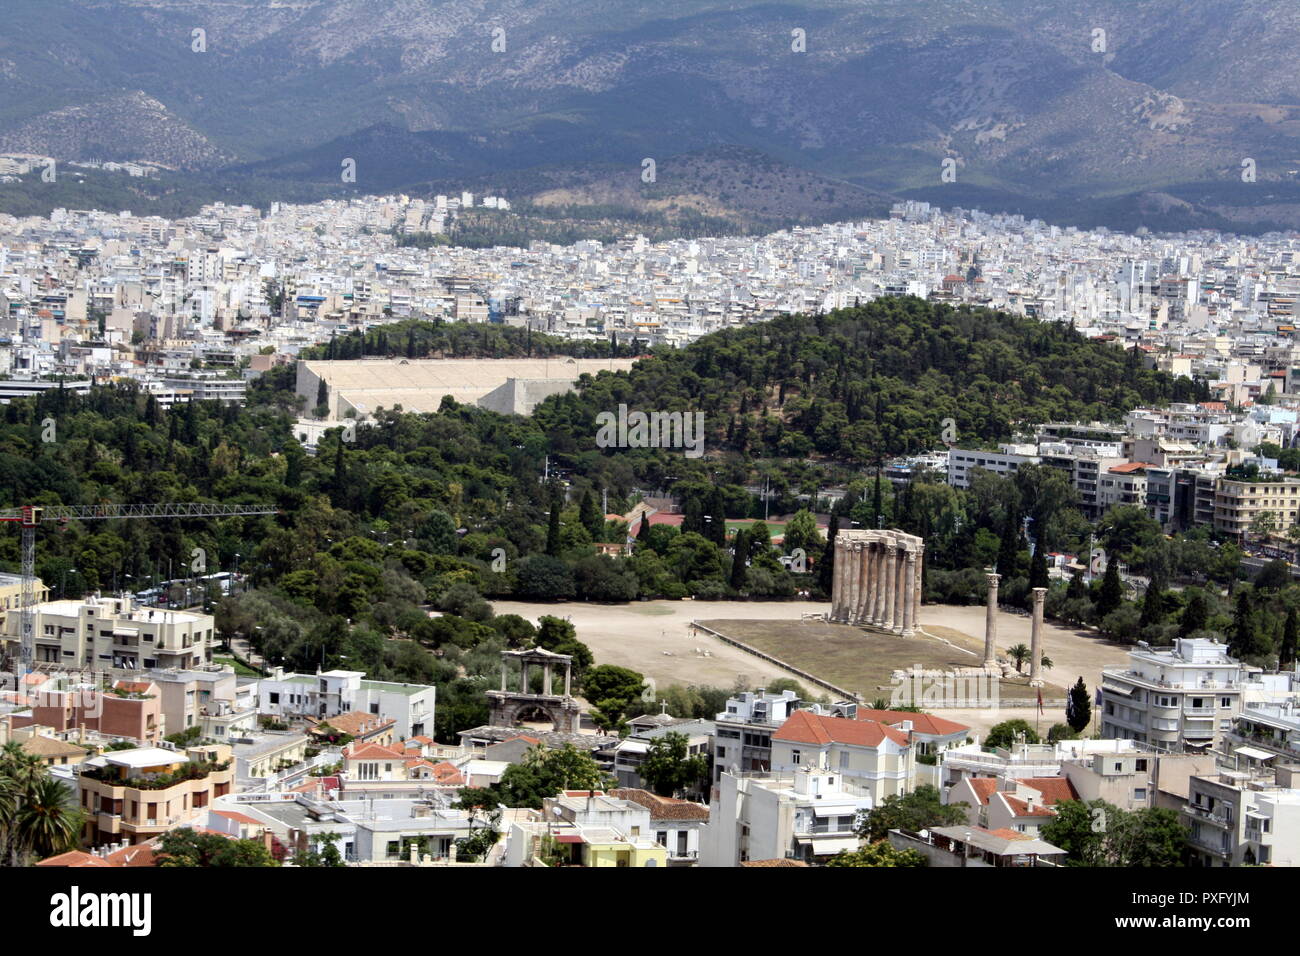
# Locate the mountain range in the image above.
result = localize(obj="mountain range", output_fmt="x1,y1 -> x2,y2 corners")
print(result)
4,0 -> 1300,231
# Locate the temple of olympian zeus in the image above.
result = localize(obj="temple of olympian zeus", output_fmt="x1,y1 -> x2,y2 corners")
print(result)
829,529 -> 924,637
830,531 -> 1047,687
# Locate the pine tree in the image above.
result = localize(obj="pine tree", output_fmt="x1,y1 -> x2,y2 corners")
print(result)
1066,677 -> 1092,734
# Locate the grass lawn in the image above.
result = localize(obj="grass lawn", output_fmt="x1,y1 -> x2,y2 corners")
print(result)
213,655 -> 262,677
698,619 -> 1060,701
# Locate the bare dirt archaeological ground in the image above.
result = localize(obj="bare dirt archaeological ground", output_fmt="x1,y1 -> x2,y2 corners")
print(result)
489,599 -> 1133,737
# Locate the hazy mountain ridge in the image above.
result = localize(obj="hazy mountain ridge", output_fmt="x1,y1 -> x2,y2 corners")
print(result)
4,0 -> 1300,229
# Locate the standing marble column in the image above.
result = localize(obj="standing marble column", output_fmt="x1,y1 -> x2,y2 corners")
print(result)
873,542 -> 888,625
856,541 -> 871,622
833,537 -> 848,621
865,542 -> 879,625
892,547 -> 906,634
1030,586 -> 1047,685
901,548 -> 917,636
984,572 -> 1000,668
882,544 -> 897,631
911,543 -> 924,634
848,542 -> 863,624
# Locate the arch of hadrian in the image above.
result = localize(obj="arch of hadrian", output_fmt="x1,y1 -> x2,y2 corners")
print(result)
829,529 -> 924,636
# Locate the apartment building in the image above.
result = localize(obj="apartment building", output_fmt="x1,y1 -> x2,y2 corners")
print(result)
258,668 -> 435,739
612,717 -> 713,793
608,788 -> 709,866
76,743 -> 234,847
26,677 -> 163,744
0,572 -> 49,632
1059,746 -> 1215,812
1184,763 -> 1300,866
946,445 -> 1038,489
2,595 -> 214,671
1213,476 -> 1300,539
701,767 -> 874,866
711,689 -> 802,780
769,710 -> 915,805
1098,462 -> 1150,510
949,776 -> 1079,836
147,667 -> 246,738
1100,638 -> 1243,752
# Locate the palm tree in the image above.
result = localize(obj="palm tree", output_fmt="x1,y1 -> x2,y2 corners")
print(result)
1040,655 -> 1054,672
1009,643 -> 1030,674
16,778 -> 83,861
0,742 -> 84,864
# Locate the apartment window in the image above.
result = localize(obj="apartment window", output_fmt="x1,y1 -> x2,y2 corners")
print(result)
656,831 -> 668,846
1220,697 -> 1231,709
791,750 -> 801,765
370,703 -> 380,715
1134,759 -> 1148,772
269,692 -> 280,705
716,746 -> 726,759
840,751 -> 850,769
1134,788 -> 1147,801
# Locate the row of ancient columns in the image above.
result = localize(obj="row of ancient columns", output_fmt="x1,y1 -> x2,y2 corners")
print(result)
982,572 -> 1046,685
829,530 -> 923,636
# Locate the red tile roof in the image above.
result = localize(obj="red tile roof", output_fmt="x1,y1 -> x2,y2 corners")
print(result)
964,777 -> 999,806
1020,776 -> 1079,806
852,708 -> 970,737
773,710 -> 910,748
1001,794 -> 1055,818
345,741 -> 406,761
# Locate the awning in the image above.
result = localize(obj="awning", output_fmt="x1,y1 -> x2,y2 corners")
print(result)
1234,746 -> 1276,762
554,834 -> 584,844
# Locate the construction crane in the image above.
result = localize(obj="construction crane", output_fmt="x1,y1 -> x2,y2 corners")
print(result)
0,502 -> 277,682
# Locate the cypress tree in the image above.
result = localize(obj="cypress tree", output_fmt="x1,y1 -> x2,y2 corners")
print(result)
1029,545 -> 1050,590
1096,560 -> 1123,619
729,529 -> 749,592
1179,591 -> 1209,637
997,515 -> 1020,578
818,512 -> 839,595
546,487 -> 562,557
579,489 -> 603,540
1280,607 -> 1299,670
1066,677 -> 1092,733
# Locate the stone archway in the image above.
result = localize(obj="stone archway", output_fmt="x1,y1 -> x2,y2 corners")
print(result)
486,646 -> 582,733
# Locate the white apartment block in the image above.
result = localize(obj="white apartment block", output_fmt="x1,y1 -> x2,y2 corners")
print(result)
700,767 -> 873,866
1100,638 -> 1243,752
257,668 -> 435,739
946,445 -> 1039,489
1184,763 -> 1300,866
2,595 -> 214,671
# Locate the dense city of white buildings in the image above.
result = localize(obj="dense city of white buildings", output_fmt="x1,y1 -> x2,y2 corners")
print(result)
6,193 -> 1300,390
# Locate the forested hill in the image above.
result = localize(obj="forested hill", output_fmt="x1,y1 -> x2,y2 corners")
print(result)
539,297 -> 1207,465
297,318 -> 628,361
